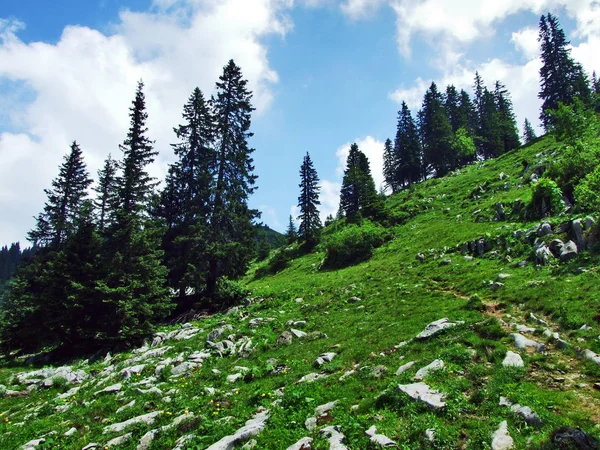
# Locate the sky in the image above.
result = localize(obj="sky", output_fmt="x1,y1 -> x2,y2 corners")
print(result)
0,0 -> 599,244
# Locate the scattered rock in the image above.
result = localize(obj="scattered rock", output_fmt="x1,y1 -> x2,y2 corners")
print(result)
398,382 -> 446,409
560,240 -> 578,261
286,320 -> 307,328
207,325 -> 234,343
171,362 -> 198,377
95,383 -> 122,396
512,333 -> 545,352
502,351 -> 524,368
365,426 -> 397,447
297,373 -> 329,384
491,421 -> 514,450
499,397 -> 542,428
583,350 -> 600,365
103,411 -> 161,434
315,353 -> 336,367
320,426 -> 348,450
529,313 -> 549,326
173,435 -> 196,450
205,409 -> 269,450
290,329 -> 307,339
248,318 -> 274,328
572,219 -> 586,251
425,429 -> 436,442
286,437 -> 313,450
348,296 -> 361,303
371,365 -> 388,378
227,373 -> 243,383
416,253 -> 425,262
82,444 -> 99,450
64,427 -> 77,437
415,318 -> 461,340
395,361 -> 415,376
538,222 -> 553,237
551,427 -> 599,449
106,433 -> 132,447
277,331 -> 293,346
21,438 -> 45,449
414,360 -> 445,381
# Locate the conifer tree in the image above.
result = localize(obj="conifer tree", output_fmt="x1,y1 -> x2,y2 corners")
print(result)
94,154 -> 119,232
285,215 -> 297,244
382,138 -> 398,193
494,81 -> 521,153
458,90 -> 478,136
477,88 -> 503,159
160,87 -> 215,297
395,102 -> 422,187
256,233 -> 270,261
339,143 -> 378,220
28,141 -> 92,248
297,152 -> 321,245
523,118 -> 537,144
538,13 -> 591,128
207,60 -> 259,295
419,83 -> 454,177
100,81 -> 171,344
444,85 -> 461,132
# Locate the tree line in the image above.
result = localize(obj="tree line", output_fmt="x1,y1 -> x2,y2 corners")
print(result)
0,60 -> 258,355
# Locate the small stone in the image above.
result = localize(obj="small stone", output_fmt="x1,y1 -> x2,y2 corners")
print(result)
277,331 -> 293,346
290,329 -> 307,339
297,373 -> 329,384
365,425 -> 397,447
502,351 -> 524,368
227,373 -> 243,383
64,427 -> 77,437
106,433 -> 132,447
371,365 -> 387,378
395,361 -> 415,376
491,421 -> 514,450
414,360 -> 444,380
315,352 -> 336,368
286,437 -> 313,450
348,296 -> 361,303
425,429 -> 436,442
398,382 -> 446,409
512,333 -> 545,352
95,383 -> 122,396
415,318 -> 461,340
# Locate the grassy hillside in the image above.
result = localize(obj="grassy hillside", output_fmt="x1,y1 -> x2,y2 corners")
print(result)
1,134 -> 599,449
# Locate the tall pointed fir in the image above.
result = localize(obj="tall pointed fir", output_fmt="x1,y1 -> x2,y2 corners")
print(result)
382,138 -> 398,193
477,87 -> 503,159
395,102 -> 422,187
444,85 -> 462,132
100,81 -> 171,344
297,152 -> 321,246
285,215 -> 297,244
538,13 -> 591,129
94,154 -> 119,232
160,87 -> 215,298
28,141 -> 92,248
207,60 -> 259,296
494,81 -> 521,153
458,89 -> 478,136
523,118 -> 537,144
419,82 -> 454,177
339,143 -> 378,221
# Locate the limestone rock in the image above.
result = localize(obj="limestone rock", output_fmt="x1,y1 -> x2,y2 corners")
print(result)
538,222 -> 552,237
499,397 -> 542,428
414,360 -> 444,381
398,382 -> 446,409
277,331 -> 293,346
320,426 -> 348,450
64,427 -> 77,437
491,421 -> 514,450
560,240 -> 578,261
502,351 -> 524,368
103,411 -> 161,434
116,400 -> 135,414
572,219 -> 586,251
95,383 -> 122,396
371,365 -> 388,378
137,430 -> 158,450
512,334 -> 545,352
315,352 -> 336,367
290,329 -> 307,339
286,437 -> 313,450
173,435 -> 196,450
365,426 -> 397,447
297,373 -> 329,383
415,318 -> 461,339
171,362 -> 198,377
529,313 -> 548,326
106,433 -> 132,447
207,325 -> 234,343
205,409 -> 269,450
21,438 -> 45,449
583,349 -> 600,365
347,296 -> 361,303
395,361 -> 415,376
227,373 -> 243,383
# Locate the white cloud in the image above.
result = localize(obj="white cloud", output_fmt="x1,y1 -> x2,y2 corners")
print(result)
0,0 -> 291,245
318,179 -> 341,221
511,26 -> 540,60
340,0 -> 386,20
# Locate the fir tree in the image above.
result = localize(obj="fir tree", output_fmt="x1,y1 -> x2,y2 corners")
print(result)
477,88 -> 503,159
297,152 -> 321,245
395,102 -> 422,187
339,143 -> 378,221
382,138 -> 398,193
94,154 -> 119,232
285,215 -> 297,244
538,13 -> 591,128
419,83 -> 454,177
207,60 -> 260,295
458,89 -> 478,136
523,118 -> 537,144
494,81 -> 521,153
28,141 -> 92,248
444,85 -> 461,132
256,233 -> 271,261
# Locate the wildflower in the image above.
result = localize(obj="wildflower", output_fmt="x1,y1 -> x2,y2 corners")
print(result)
185,410 -> 189,414
166,412 -> 172,415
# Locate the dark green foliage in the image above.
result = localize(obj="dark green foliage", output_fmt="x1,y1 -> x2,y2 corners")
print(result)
285,215 -> 297,244
494,81 -> 521,153
207,59 -> 260,294
419,82 -> 454,176
476,86 -> 503,160
93,154 -> 119,232
28,141 -> 93,248
538,13 -> 591,129
0,243 -> 35,293
257,234 -> 271,261
339,143 -> 379,221
530,177 -> 564,218
297,152 -> 321,245
321,221 -> 391,269
451,127 -> 476,166
255,248 -> 292,277
324,214 -> 335,227
395,102 -> 422,188
212,278 -> 248,307
523,118 -> 537,144
382,138 -> 397,193
159,87 -> 215,298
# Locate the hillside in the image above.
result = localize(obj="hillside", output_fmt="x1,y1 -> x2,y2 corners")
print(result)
1,134 -> 600,449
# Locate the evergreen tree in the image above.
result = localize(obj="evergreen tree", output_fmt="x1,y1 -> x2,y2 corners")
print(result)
324,214 -> 335,227
339,143 -> 378,220
28,141 -> 92,248
285,215 -> 297,244
419,83 -> 454,177
592,71 -> 600,112
160,87 -> 215,297
444,85 -> 461,132
297,152 -> 321,245
458,89 -> 478,136
382,138 -> 398,193
94,154 -> 119,232
100,81 -> 171,344
256,233 -> 270,261
395,102 -> 422,187
523,118 -> 537,144
494,81 -> 521,153
207,60 -> 260,295
477,88 -> 504,159
538,13 -> 591,128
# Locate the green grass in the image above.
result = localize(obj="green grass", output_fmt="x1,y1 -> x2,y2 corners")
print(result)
1,134 -> 600,449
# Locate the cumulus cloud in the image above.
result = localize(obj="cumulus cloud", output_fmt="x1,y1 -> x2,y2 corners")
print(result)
340,0 -> 386,20
0,0 -> 291,244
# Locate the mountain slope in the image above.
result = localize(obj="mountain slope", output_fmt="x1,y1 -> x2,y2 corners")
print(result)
1,134 -> 599,449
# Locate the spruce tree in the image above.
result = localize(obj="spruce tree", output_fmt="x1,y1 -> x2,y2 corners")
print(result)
256,233 -> 270,261
297,152 -> 321,245
419,83 -> 454,177
477,88 -> 503,159
458,89 -> 478,136
339,143 -> 378,221
494,81 -> 521,153
523,118 -> 537,144
94,154 -> 119,232
382,138 -> 398,193
395,102 -> 422,187
100,81 -> 171,344
160,87 -> 215,297
538,13 -> 591,128
444,85 -> 461,132
28,141 -> 92,248
285,215 -> 297,244
207,60 -> 259,295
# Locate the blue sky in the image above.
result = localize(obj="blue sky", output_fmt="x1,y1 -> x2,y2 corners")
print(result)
0,0 -> 598,243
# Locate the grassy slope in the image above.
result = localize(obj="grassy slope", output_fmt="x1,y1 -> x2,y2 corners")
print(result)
0,134 -> 599,449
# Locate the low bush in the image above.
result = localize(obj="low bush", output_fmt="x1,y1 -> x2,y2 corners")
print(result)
321,221 -> 391,269
529,177 -> 564,218
213,278 -> 249,306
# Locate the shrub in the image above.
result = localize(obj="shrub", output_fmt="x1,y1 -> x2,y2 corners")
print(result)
529,177 -> 564,218
213,278 -> 248,306
574,165 -> 600,212
321,221 -> 391,269
464,294 -> 484,311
